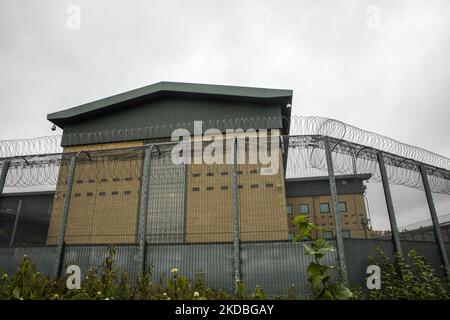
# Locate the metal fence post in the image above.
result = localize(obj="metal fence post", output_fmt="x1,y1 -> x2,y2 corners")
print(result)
324,137 -> 348,284
53,155 -> 77,278
9,200 -> 22,247
137,145 -> 154,274
377,151 -> 403,257
0,160 -> 11,197
232,137 -> 241,284
419,164 -> 450,276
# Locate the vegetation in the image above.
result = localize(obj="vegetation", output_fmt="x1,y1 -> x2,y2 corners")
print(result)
292,215 -> 353,300
353,247 -> 450,300
1,238 -> 449,300
0,247 -> 272,300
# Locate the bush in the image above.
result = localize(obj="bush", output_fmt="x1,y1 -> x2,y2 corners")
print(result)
3,245 -> 447,300
354,247 -> 450,300
0,247 -> 271,300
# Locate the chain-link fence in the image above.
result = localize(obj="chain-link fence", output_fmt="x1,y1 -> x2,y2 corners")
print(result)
0,134 -> 449,297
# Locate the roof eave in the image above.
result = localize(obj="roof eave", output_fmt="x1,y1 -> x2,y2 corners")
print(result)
47,81 -> 293,128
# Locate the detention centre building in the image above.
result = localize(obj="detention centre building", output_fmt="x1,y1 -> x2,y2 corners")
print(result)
0,81 -> 373,247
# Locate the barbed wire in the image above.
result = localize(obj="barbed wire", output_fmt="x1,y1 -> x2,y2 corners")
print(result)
289,116 -> 450,170
0,135 -> 62,158
1,116 -> 449,171
1,116 -> 449,194
1,136 -> 449,195
284,135 -> 450,194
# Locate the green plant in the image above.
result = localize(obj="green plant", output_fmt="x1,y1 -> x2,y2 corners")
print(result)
4,255 -> 56,300
0,248 -> 278,300
293,215 -> 353,300
358,247 -> 450,300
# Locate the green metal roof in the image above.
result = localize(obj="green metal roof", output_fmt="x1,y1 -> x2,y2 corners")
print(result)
285,174 -> 372,197
48,81 -> 293,128
286,174 -> 372,183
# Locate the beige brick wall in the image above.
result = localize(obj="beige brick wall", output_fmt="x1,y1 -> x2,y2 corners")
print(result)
186,163 -> 233,243
47,141 -> 144,245
286,194 -> 370,239
48,133 -> 289,245
185,160 -> 288,243
186,131 -> 288,243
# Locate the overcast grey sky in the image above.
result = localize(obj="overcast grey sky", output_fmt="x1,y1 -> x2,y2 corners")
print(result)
1,0 -> 449,229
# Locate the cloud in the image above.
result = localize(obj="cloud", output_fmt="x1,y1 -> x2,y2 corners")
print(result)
1,0 -> 449,228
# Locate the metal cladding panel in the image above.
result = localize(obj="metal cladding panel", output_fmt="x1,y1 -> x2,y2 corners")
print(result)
48,81 -> 293,126
60,97 -> 284,147
285,178 -> 366,197
344,239 -> 450,286
401,240 -> 447,275
240,241 -> 338,298
0,246 -> 55,275
146,243 -> 234,293
343,239 -> 395,286
1,240 -> 448,294
62,245 -> 140,280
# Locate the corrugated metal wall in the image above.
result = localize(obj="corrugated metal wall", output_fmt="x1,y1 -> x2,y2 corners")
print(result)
0,240 -> 448,297
344,239 -> 395,286
402,240 -> 450,276
0,246 -> 55,275
61,97 -> 283,146
146,243 -> 234,292
62,245 -> 141,280
344,239 -> 450,286
241,241 -> 338,298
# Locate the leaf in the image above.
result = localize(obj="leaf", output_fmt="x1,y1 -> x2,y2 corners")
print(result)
293,215 -> 309,225
328,283 -> 354,300
303,244 -> 316,256
307,263 -> 324,276
320,289 -> 334,300
293,215 -> 316,240
313,239 -> 332,250
309,275 -> 323,289
12,287 -> 21,299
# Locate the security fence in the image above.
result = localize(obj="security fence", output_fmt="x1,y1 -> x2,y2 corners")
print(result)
0,134 -> 449,297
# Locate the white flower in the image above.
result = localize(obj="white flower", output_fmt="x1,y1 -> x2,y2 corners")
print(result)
171,267 -> 179,274
97,291 -> 102,295
193,292 -> 199,297
105,298 -> 109,300
163,293 -> 167,296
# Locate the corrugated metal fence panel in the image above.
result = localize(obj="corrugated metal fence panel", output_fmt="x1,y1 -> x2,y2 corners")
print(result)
241,241 -> 338,298
401,240 -> 447,275
343,239 -> 395,287
0,246 -> 55,275
146,243 -> 234,293
344,239 -> 450,287
2,240 -> 447,295
62,245 -> 140,280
